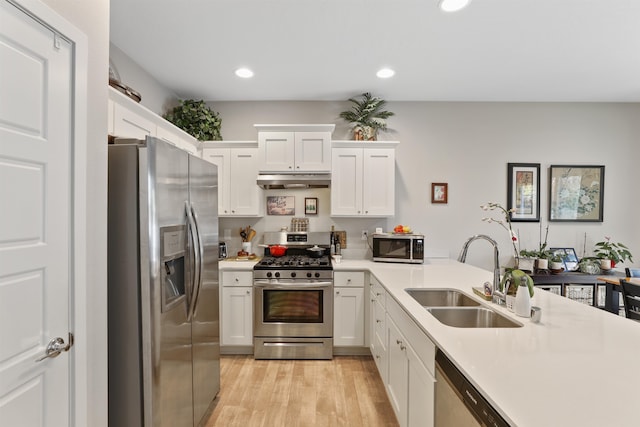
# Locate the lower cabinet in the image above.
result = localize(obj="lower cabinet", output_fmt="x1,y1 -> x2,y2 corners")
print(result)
369,275 -> 435,427
220,271 -> 253,347
334,271 -> 365,347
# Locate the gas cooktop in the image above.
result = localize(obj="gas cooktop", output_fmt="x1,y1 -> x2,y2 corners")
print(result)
254,255 -> 332,270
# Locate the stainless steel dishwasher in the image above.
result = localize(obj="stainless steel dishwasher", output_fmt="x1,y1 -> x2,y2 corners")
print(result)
435,349 -> 510,427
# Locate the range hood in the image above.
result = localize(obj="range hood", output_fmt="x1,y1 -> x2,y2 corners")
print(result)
257,173 -> 331,189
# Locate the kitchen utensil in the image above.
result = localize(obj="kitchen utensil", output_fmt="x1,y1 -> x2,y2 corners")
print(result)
259,244 -> 288,257
307,245 -> 325,258
247,229 -> 257,242
240,227 -> 248,242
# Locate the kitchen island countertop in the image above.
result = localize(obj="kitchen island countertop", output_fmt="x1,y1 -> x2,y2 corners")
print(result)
220,257 -> 640,426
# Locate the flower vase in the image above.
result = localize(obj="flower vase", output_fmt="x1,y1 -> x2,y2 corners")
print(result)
514,281 -> 532,318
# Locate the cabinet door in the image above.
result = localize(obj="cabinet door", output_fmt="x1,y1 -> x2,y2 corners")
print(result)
294,132 -> 331,172
387,317 -> 409,427
370,293 -> 388,382
113,102 -> 156,139
363,148 -> 395,216
202,148 -> 231,215
407,344 -> 435,427
331,148 -> 363,216
334,287 -> 364,346
258,132 -> 295,172
229,148 -> 262,216
221,287 -> 253,346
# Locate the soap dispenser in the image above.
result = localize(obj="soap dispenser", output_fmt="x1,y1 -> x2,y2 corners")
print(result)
514,276 -> 532,317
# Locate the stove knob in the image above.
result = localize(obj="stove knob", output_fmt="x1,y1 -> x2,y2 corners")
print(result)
315,272 -> 320,278
291,272 -> 297,278
275,272 -> 280,278
307,272 -> 312,278
266,272 -> 272,278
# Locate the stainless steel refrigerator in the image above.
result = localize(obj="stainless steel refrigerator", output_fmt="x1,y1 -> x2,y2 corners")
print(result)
107,137 -> 220,427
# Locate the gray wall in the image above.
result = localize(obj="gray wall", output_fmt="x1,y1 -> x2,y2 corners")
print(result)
211,101 -> 640,271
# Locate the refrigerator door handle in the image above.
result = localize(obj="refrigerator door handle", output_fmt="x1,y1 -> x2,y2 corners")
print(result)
185,201 -> 201,321
189,204 -> 204,314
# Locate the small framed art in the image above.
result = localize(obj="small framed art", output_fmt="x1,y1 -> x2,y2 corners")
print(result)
266,196 -> 295,215
431,183 -> 448,204
305,198 -> 318,215
548,165 -> 604,222
507,163 -> 540,222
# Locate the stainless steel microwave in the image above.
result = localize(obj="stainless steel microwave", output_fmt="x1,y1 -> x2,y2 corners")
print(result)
372,233 -> 424,264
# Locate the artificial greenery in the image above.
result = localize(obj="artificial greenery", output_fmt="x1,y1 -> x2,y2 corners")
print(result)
163,99 -> 222,141
339,92 -> 394,140
594,237 -> 633,265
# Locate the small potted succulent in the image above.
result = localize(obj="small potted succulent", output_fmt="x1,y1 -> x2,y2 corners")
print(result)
594,237 -> 633,269
549,253 -> 564,272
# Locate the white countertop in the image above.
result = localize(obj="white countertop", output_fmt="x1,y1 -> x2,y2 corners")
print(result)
220,258 -> 640,426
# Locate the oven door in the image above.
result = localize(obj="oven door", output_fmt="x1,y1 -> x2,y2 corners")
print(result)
253,280 -> 333,338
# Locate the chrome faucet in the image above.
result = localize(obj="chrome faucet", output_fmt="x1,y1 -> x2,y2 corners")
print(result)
458,235 -> 504,305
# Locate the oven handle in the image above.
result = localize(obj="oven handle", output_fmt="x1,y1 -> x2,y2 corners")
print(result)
253,280 -> 333,288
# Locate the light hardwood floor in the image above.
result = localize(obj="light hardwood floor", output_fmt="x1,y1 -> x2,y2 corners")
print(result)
203,355 -> 399,427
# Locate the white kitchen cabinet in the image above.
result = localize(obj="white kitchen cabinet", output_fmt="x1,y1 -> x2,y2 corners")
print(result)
331,141 -> 398,217
385,295 -> 436,427
221,286 -> 253,346
202,142 -> 263,217
109,86 -> 200,154
255,124 -> 335,173
334,271 -> 365,347
220,270 -> 254,347
369,277 -> 387,381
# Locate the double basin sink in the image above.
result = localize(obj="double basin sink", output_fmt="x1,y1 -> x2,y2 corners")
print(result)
406,289 -> 522,328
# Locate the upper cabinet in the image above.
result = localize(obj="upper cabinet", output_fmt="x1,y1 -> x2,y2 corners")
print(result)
108,87 -> 201,156
331,141 -> 399,217
255,124 -> 335,173
202,141 -> 263,217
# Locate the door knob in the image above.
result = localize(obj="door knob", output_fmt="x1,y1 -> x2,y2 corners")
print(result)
36,333 -> 74,362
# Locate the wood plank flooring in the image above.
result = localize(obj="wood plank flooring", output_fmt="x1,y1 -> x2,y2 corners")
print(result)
203,355 -> 399,427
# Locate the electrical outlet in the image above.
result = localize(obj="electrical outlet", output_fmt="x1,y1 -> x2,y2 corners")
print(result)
361,230 -> 368,240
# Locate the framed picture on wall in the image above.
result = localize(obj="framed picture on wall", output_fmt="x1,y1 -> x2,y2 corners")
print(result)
431,183 -> 448,204
266,196 -> 295,215
549,165 -> 604,222
507,163 -> 540,222
304,198 -> 318,215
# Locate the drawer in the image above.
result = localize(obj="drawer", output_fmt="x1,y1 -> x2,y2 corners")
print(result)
334,271 -> 365,287
369,277 -> 386,307
373,299 -> 386,350
371,333 -> 388,383
221,270 -> 253,286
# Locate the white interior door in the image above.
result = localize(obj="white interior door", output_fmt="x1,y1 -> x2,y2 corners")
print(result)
0,1 -> 73,425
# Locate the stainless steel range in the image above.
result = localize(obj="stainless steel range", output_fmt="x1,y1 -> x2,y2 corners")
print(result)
253,231 -> 333,360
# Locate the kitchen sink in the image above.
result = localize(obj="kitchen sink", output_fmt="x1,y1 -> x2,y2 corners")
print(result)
406,289 -> 480,307
426,307 -> 523,328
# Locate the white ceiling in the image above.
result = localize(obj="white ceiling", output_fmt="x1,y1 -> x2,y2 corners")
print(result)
110,0 -> 640,102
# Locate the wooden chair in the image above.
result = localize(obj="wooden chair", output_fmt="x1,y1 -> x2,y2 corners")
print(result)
619,279 -> 640,321
625,268 -> 640,278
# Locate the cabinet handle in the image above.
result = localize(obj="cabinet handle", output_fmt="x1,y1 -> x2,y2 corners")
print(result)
246,290 -> 250,295
376,319 -> 382,323
336,291 -> 340,295
400,344 -> 406,351
375,354 -> 381,359
371,298 -> 375,302
396,339 -> 402,345
231,210 -> 235,213
235,277 -> 239,282
347,278 -> 351,283
376,292 -> 382,296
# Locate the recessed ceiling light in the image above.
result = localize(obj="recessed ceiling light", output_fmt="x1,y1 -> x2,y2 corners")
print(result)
376,68 -> 395,79
235,67 -> 254,78
439,0 -> 471,12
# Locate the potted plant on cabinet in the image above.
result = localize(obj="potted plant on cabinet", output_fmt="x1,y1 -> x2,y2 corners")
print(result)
163,99 -> 223,141
594,237 -> 633,270
339,92 -> 394,141
549,253 -> 564,272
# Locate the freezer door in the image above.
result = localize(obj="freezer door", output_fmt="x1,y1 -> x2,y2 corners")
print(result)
144,138 -> 194,427
188,155 -> 220,424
